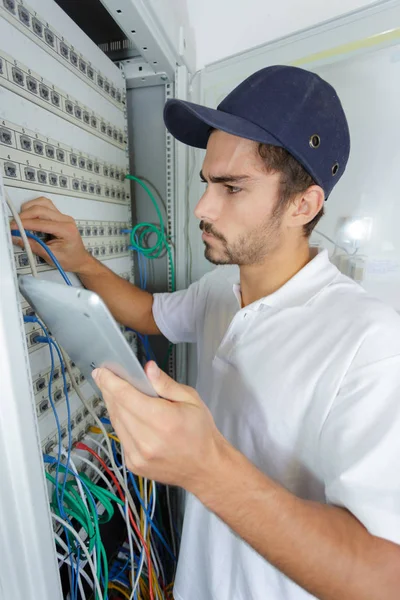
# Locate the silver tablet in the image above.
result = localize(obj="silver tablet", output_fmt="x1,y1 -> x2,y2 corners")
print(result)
18,275 -> 158,397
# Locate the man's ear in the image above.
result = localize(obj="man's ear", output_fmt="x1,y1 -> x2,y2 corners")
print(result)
286,185 -> 325,229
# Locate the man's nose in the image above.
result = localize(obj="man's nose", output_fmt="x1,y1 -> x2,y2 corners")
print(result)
194,187 -> 222,222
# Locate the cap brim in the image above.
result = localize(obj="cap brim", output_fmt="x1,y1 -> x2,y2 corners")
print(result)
163,99 -> 284,149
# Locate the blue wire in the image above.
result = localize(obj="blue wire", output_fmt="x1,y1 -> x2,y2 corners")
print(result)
43,454 -> 102,600
49,339 -> 72,509
31,317 -> 82,598
34,321 -> 76,598
112,554 -> 131,581
111,440 -> 176,561
74,548 -> 80,600
130,231 -> 155,362
11,229 -> 72,286
43,454 -> 99,520
49,336 -> 105,596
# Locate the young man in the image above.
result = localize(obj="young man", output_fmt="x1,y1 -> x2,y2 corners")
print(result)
13,66 -> 400,599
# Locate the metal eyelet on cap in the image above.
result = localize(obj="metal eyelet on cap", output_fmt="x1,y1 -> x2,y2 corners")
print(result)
332,162 -> 339,176
309,134 -> 321,149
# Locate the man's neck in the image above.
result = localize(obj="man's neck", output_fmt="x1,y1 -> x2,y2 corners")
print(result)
239,242 -> 314,308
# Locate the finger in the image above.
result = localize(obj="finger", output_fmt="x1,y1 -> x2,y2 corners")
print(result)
12,235 -> 51,259
93,367 -> 136,398
108,418 -> 151,476
19,205 -> 73,223
20,196 -> 60,213
93,367 -> 171,420
145,361 -> 198,404
11,236 -> 24,248
10,206 -> 73,230
9,218 -> 72,238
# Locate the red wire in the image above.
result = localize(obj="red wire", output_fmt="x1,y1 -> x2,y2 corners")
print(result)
76,442 -> 154,600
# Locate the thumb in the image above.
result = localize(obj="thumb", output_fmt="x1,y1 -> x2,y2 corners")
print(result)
145,361 -> 199,405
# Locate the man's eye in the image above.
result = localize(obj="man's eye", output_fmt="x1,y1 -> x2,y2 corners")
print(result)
226,185 -> 241,194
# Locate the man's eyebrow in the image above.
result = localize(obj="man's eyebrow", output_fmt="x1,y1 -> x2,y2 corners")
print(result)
200,170 -> 251,184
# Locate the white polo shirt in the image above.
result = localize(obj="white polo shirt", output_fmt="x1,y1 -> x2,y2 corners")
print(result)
152,250 -> 400,600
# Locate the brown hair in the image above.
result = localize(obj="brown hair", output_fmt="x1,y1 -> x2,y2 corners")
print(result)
258,144 -> 324,237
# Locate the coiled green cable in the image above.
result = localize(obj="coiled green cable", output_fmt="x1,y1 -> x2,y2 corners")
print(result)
125,174 -> 175,292
47,469 -> 108,600
125,174 -> 175,369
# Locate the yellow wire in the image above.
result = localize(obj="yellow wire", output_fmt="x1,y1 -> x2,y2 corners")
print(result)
89,426 -> 120,443
105,443 -> 163,599
141,578 -> 149,597
108,581 -> 131,599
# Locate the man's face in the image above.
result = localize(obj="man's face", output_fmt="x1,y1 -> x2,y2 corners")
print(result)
194,130 -> 286,266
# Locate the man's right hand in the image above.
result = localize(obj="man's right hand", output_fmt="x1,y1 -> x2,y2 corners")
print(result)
10,196 -> 92,274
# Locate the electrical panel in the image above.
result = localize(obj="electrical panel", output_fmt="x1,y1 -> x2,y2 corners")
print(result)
1,0 -> 135,439
0,1 -> 147,596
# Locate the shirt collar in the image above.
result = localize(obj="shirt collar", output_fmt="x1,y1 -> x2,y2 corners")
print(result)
232,250 -> 340,311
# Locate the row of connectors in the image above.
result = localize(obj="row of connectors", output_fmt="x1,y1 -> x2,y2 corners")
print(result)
15,241 -> 130,271
0,51 -> 127,149
0,122 -> 127,182
76,220 -> 131,238
1,0 -> 125,108
2,159 -> 127,194
15,232 -> 131,275
1,159 -> 128,204
86,241 -> 130,258
42,395 -> 107,458
35,365 -> 87,419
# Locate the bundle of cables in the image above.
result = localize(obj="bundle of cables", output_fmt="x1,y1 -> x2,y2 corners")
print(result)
124,175 -> 175,371
6,189 -> 177,600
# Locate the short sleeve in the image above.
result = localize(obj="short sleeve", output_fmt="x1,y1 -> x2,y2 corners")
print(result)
152,279 -> 204,344
319,354 -> 400,544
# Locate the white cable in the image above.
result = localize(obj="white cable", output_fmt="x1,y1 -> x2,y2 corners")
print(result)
149,483 -> 167,598
62,451 -> 98,574
61,450 -> 89,511
130,477 -> 160,600
54,532 -> 79,579
5,190 -> 39,277
166,485 -> 177,558
71,452 -> 114,493
149,483 -> 166,587
51,512 -> 103,600
6,193 -> 144,594
152,539 -> 166,596
130,551 -> 145,599
71,451 -> 143,554
54,532 -> 94,596
122,450 -> 136,595
85,435 -> 114,464
130,474 -> 147,599
55,552 -> 91,599
144,478 -> 160,581
60,347 -> 141,524
54,532 -> 97,600
144,477 -> 149,536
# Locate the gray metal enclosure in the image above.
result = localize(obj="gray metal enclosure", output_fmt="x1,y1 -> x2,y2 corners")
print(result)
127,83 -> 171,364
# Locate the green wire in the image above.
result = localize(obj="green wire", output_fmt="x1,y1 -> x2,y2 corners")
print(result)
47,472 -> 95,550
46,468 -> 109,600
125,174 -> 175,292
125,174 -> 176,370
47,462 -> 139,599
78,472 -> 115,524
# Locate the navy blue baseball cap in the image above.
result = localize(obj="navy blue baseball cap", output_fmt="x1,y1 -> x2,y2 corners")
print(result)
163,65 -> 350,198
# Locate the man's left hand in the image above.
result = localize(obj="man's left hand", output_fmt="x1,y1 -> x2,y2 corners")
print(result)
92,362 -> 226,492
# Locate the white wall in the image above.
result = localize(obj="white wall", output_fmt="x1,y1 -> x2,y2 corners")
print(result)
186,0 -> 377,68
